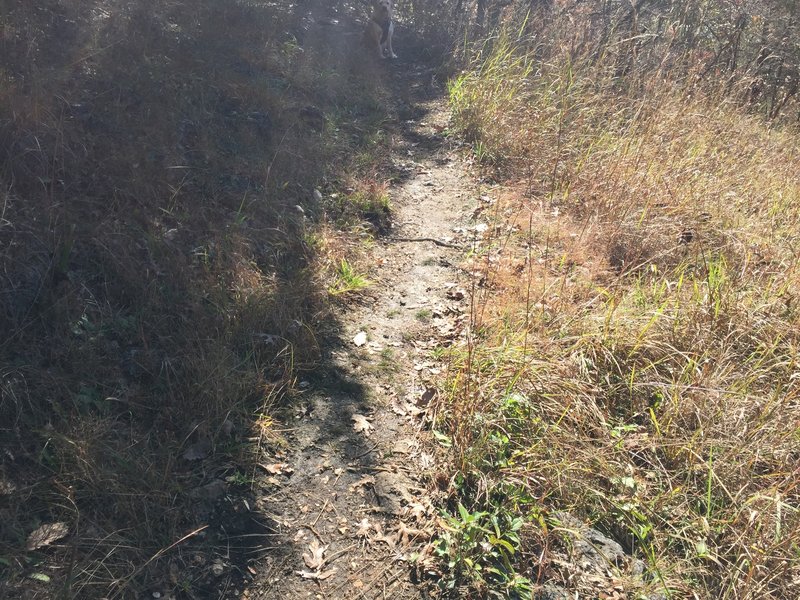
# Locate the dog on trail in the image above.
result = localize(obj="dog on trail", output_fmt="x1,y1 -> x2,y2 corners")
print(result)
364,0 -> 397,59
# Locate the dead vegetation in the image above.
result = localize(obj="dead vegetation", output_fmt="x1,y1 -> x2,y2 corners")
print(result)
429,1 -> 800,599
0,1 -> 399,597
5,0 -> 800,599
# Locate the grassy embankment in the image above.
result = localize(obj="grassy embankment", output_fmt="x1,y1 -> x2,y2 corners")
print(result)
1,1 -> 392,597
435,29 -> 800,600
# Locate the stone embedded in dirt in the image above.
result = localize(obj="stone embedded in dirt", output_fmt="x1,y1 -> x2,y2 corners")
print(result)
554,511 -> 626,570
210,560 -> 226,577
189,479 -> 226,502
445,288 -> 466,300
547,511 -> 669,598
392,438 -> 415,454
419,387 -> 437,406
182,437 -> 211,461
374,471 -> 415,515
537,584 -> 571,600
352,331 -> 367,346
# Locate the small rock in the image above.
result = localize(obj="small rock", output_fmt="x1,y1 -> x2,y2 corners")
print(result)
211,561 -> 225,577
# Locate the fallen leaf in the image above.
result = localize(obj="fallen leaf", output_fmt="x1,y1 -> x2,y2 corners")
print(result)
262,463 -> 291,475
419,452 -> 434,469
297,568 -> 336,580
27,522 -> 69,551
395,521 -> 430,545
0,478 -> 17,496
351,414 -> 372,435
374,530 -> 397,549
405,502 -> 429,521
355,518 -> 372,537
302,539 -> 327,570
352,331 -> 367,346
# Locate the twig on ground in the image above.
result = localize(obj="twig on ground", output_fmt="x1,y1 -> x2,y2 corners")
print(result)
386,236 -> 463,250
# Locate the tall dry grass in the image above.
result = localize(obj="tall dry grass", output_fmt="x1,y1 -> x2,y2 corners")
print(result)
1,1 -> 395,597
439,27 -> 800,599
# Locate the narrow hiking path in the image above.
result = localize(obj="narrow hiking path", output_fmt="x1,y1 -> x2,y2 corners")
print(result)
249,60 -> 479,598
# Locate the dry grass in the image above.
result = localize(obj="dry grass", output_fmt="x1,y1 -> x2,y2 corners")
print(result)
0,1 -> 397,597
438,27 -> 800,600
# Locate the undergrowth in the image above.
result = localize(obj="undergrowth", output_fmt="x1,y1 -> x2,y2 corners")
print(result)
0,1 -> 395,597
438,22 -> 800,600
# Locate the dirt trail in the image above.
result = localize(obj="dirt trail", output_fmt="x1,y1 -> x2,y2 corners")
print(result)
249,61 -> 477,599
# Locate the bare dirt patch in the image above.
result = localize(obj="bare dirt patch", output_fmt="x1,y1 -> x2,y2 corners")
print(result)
248,66 -> 478,599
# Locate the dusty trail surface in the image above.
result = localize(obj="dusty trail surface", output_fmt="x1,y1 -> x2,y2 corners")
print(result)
251,56 -> 477,598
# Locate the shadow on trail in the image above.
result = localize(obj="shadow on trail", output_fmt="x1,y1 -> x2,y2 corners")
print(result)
0,0 -> 451,597
242,11 -> 453,600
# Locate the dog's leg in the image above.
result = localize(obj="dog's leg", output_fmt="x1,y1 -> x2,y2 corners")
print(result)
386,22 -> 397,59
368,23 -> 384,59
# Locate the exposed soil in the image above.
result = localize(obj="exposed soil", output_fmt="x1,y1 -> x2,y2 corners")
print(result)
247,57 -> 477,599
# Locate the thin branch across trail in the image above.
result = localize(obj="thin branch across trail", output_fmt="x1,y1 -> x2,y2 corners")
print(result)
386,236 -> 463,250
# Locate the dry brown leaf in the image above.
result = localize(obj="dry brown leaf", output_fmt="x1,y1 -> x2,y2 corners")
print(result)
302,539 -> 326,570
404,502 -> 429,521
262,462 -> 292,475
297,568 -> 336,580
373,530 -> 397,549
396,520 -> 430,545
348,476 -> 375,493
351,414 -> 372,435
27,522 -> 69,551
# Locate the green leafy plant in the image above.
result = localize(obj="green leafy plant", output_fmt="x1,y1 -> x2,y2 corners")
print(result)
435,502 -> 532,599
328,259 -> 371,296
